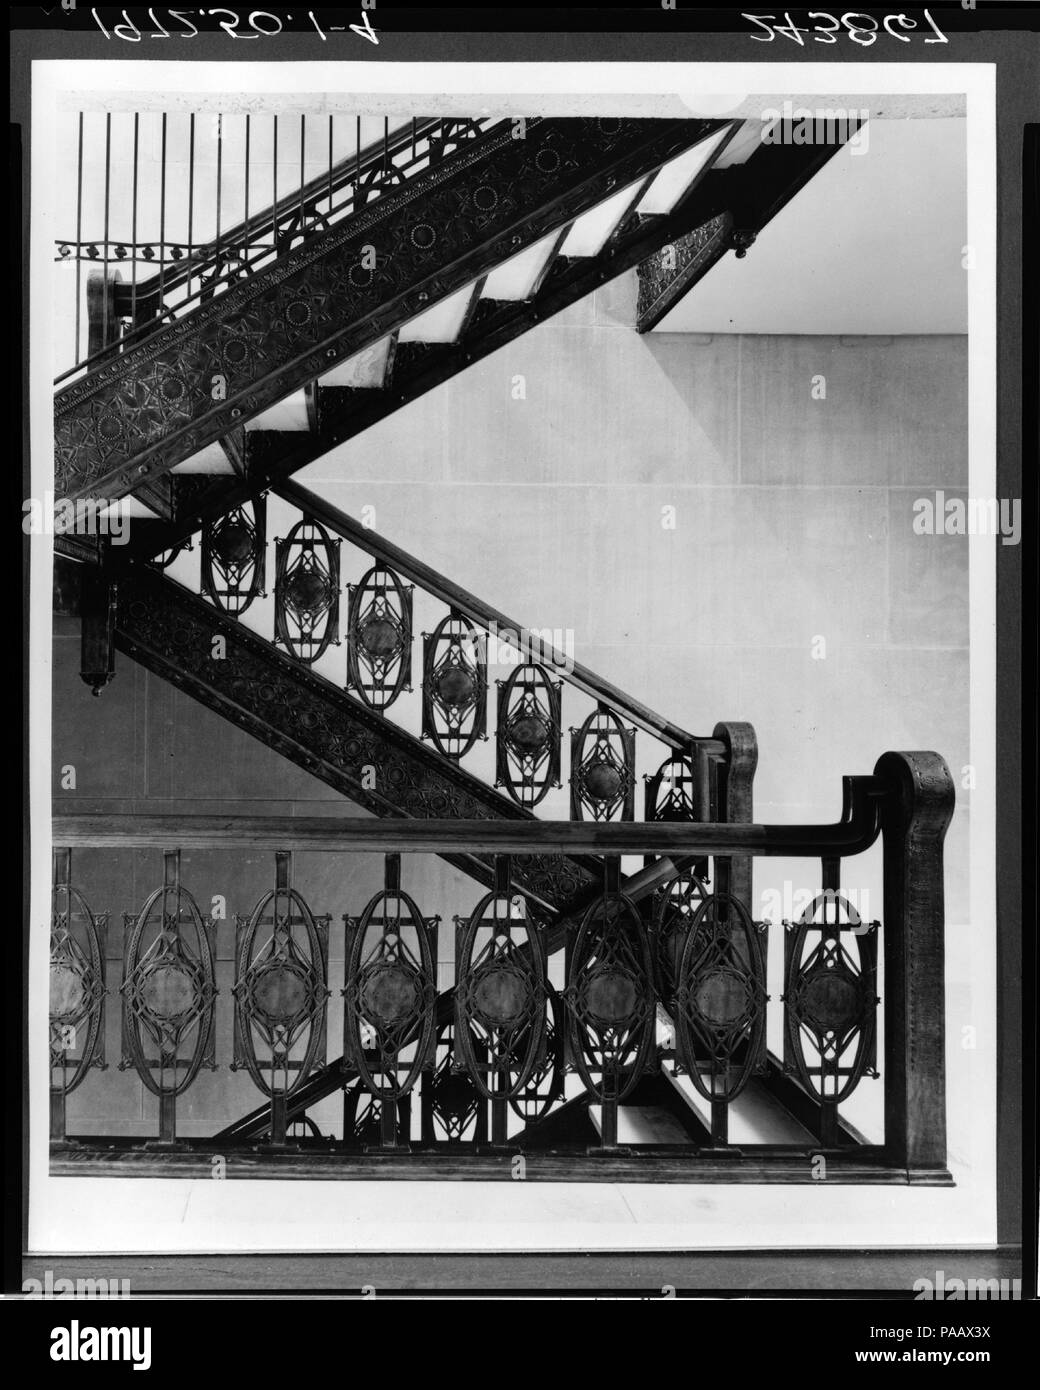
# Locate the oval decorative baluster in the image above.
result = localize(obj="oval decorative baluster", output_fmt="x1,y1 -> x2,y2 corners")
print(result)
570,703 -> 636,822
421,610 -> 487,759
652,872 -> 708,1004
454,885 -> 547,1100
346,563 -> 413,710
201,498 -> 266,616
507,984 -> 565,1124
274,516 -> 340,663
232,853 -> 330,1134
343,857 -> 438,1106
564,877 -> 656,1106
783,892 -> 879,1105
119,851 -> 217,1140
496,662 -> 562,808
673,892 -> 767,1104
50,851 -> 108,1134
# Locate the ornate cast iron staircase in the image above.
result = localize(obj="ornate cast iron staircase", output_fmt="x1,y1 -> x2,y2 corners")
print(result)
45,107 -> 956,1182
53,111 -> 853,558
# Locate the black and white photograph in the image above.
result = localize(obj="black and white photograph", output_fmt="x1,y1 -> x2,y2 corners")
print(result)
11,2 -> 1034,1331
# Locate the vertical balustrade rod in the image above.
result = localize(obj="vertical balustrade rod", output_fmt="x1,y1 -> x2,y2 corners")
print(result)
272,114 -> 278,255
215,111 -> 223,285
186,113 -> 195,307
816,856 -> 842,1148
159,113 -> 167,315
74,113 -> 84,364
244,114 -> 251,270
130,114 -> 139,328
327,114 -> 333,223
299,113 -> 306,242
50,849 -> 73,1143
489,855 -> 511,1146
102,114 -> 111,344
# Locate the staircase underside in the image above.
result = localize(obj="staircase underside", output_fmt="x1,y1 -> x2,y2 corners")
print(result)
55,116 -> 722,505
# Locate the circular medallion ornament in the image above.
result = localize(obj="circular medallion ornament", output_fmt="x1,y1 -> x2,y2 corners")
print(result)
798,971 -> 860,1035
285,569 -> 330,611
581,968 -> 639,1025
471,965 -> 530,1027
584,763 -> 623,801
361,963 -> 420,1026
50,963 -> 85,1019
694,970 -> 752,1026
435,665 -> 476,707
212,521 -> 254,565
409,223 -> 436,249
510,714 -> 549,754
358,616 -> 401,659
252,964 -> 309,1023
141,963 -> 197,1020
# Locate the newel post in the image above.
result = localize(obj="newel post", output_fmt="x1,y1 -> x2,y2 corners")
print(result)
712,721 -> 758,915
875,751 -> 955,1180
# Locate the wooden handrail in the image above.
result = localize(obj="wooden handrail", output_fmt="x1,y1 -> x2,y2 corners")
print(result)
53,780 -> 883,859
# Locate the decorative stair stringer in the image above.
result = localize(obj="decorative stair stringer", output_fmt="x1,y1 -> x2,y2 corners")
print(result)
112,563 -> 601,916
118,210 -> 736,559
55,116 -> 724,506
116,133 -> 850,562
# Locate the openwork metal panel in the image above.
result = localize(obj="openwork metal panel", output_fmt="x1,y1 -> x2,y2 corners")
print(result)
563,864 -> 656,1108
645,753 -> 699,822
119,851 -> 217,1139
343,855 -> 439,1104
201,497 -> 266,616
508,985 -> 566,1125
672,892 -> 767,1103
50,851 -> 108,1136
274,517 -> 341,663
421,610 -> 487,759
496,663 -> 562,808
783,891 -> 879,1104
570,703 -> 636,822
232,852 -> 330,1117
50,753 -> 958,1182
454,862 -> 548,1100
421,1021 -> 488,1144
652,871 -> 709,1003
343,1080 -> 410,1147
346,563 -> 413,710
113,567 -> 598,914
